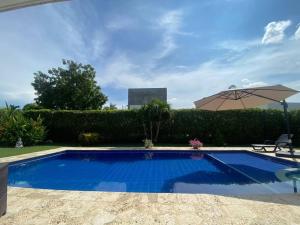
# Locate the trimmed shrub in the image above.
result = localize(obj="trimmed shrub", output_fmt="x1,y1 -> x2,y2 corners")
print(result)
212,129 -> 225,146
78,132 -> 100,146
24,110 -> 144,143
24,109 -> 299,146
290,110 -> 300,145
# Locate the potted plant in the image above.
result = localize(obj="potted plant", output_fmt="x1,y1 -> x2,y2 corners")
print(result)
189,138 -> 203,150
143,139 -> 154,149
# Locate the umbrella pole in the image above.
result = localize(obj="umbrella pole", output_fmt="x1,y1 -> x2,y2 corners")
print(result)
282,100 -> 293,152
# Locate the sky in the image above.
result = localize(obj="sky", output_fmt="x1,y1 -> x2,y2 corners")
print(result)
0,0 -> 300,109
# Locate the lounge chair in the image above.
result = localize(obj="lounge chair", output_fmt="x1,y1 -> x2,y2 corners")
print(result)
251,134 -> 293,152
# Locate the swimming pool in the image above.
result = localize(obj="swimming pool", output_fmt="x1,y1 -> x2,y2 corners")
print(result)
8,150 -> 300,195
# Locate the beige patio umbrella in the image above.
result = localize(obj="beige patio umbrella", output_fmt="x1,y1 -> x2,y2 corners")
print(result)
0,0 -> 68,12
194,84 -> 299,150
194,85 -> 298,111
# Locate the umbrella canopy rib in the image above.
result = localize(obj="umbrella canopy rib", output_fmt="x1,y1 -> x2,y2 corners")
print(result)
195,93 -> 221,108
216,97 -> 228,111
239,97 -> 246,109
216,91 -> 235,110
244,88 -> 299,92
240,90 -> 281,103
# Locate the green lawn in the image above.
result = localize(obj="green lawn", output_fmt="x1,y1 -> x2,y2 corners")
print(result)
0,145 -> 61,158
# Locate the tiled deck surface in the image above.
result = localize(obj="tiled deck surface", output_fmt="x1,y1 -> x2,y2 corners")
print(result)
1,147 -> 300,225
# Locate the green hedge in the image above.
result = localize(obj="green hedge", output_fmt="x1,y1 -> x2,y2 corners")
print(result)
24,109 -> 300,146
24,110 -> 144,143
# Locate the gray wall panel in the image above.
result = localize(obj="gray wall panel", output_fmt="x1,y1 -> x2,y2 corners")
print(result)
128,88 -> 167,109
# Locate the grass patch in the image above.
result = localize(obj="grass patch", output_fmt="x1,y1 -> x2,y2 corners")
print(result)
0,145 -> 61,158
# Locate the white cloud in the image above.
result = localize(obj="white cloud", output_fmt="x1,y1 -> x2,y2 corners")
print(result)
101,39 -> 300,108
1,3 -> 300,109
106,16 -> 137,31
175,65 -> 189,69
90,30 -> 108,59
241,79 -> 268,88
294,24 -> 300,40
0,3 -> 109,106
156,10 -> 183,59
0,82 -> 35,106
158,35 -> 177,59
261,20 -> 291,44
158,10 -> 182,32
218,39 -> 260,52
168,97 -> 177,102
51,5 -> 109,62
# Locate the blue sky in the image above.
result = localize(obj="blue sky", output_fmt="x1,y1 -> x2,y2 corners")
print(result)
0,0 -> 300,108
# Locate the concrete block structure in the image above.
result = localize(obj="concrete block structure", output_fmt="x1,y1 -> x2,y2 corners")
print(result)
128,88 -> 167,109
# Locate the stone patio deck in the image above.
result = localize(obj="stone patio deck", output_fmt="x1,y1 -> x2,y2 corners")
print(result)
1,147 -> 300,225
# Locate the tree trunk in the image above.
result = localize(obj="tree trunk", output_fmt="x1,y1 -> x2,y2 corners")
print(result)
154,113 -> 162,142
150,121 -> 153,141
142,123 -> 148,139
154,121 -> 161,142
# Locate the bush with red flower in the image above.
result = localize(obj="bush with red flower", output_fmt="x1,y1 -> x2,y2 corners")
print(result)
189,138 -> 203,149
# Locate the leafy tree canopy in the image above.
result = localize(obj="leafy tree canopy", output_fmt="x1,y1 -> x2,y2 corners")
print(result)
103,103 -> 118,111
139,99 -> 171,142
23,103 -> 44,110
32,59 -> 107,110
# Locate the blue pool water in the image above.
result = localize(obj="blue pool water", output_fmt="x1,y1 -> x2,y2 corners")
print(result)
8,150 -> 300,195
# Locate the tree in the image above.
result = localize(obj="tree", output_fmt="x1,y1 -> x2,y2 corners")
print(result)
103,103 -> 118,110
23,103 -> 44,110
139,99 -> 171,142
32,59 -> 107,110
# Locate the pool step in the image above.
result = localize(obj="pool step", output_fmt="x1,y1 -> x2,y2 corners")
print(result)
206,154 -> 278,194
